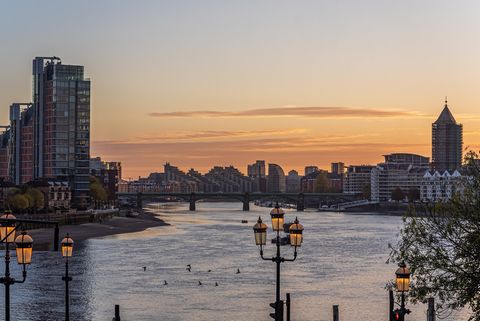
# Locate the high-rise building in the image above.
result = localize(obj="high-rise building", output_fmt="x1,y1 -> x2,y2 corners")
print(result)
432,100 -> 463,172
9,103 -> 34,184
331,162 -> 345,175
267,163 -> 286,193
247,160 -> 266,192
304,166 -> 319,176
3,58 -> 91,207
286,170 -> 301,193
32,57 -> 91,207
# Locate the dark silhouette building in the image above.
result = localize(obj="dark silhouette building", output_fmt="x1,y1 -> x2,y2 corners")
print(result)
432,100 -> 463,172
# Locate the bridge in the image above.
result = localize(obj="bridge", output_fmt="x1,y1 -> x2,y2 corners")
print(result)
117,192 -> 359,212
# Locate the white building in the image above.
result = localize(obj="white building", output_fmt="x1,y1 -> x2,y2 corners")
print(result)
421,170 -> 464,202
371,153 -> 430,202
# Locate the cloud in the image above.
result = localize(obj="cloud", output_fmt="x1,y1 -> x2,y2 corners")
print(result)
149,106 -> 428,119
92,134 -> 429,177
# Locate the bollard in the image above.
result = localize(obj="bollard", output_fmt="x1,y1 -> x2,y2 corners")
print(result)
286,293 -> 291,321
427,298 -> 435,321
333,305 -> 339,321
113,304 -> 120,321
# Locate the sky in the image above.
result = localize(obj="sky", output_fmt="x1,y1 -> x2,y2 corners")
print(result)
1,0 -> 480,178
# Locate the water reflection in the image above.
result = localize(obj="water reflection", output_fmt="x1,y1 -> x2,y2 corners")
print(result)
0,203 -> 469,321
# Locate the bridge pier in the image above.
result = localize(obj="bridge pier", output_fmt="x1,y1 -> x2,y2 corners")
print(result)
297,193 -> 305,212
243,193 -> 250,211
189,192 -> 196,211
137,192 -> 143,210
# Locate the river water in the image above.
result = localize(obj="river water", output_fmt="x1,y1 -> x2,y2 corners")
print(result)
2,202 -> 469,321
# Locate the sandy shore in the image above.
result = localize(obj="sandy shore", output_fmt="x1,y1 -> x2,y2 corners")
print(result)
28,210 -> 169,250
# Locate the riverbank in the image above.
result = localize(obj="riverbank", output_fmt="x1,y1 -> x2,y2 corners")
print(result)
28,210 -> 169,250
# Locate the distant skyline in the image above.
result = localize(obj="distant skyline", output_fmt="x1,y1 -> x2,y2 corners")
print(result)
1,1 -> 480,178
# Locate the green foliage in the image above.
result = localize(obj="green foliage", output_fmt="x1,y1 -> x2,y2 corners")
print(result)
391,187 -> 405,202
390,151 -> 480,320
26,188 -> 45,210
314,172 -> 330,193
5,187 -> 44,212
7,194 -> 29,212
90,177 -> 108,201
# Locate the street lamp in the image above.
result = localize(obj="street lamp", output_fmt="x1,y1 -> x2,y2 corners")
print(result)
0,211 -> 34,321
61,234 -> 74,321
253,204 -> 304,321
393,261 -> 411,321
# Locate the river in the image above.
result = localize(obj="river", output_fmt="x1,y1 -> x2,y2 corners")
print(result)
2,202 -> 469,320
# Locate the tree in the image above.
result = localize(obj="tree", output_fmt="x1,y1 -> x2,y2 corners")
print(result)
391,187 -> 405,202
7,194 -> 29,212
90,177 -> 108,202
407,188 -> 420,203
26,188 -> 45,211
314,172 -> 330,193
389,152 -> 480,320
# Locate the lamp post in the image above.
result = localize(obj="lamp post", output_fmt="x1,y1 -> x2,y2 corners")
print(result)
253,204 -> 304,321
0,211 -> 33,321
393,261 -> 411,321
61,234 -> 74,321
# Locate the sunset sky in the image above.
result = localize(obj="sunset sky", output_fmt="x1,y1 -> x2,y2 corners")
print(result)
1,1 -> 480,178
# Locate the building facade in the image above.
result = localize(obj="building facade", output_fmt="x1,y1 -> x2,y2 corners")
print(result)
267,164 -> 286,193
432,100 -> 463,172
343,165 -> 374,195
371,153 -> 430,202
421,170 -> 464,202
90,157 -> 122,200
247,160 -> 266,192
2,57 -> 91,208
286,170 -> 301,193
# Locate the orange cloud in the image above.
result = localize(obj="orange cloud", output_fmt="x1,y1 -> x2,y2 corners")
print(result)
92,134 -> 429,178
149,106 -> 428,119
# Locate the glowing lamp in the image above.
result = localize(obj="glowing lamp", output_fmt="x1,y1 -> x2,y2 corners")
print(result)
61,234 -> 74,258
253,217 -> 267,246
395,261 -> 411,292
15,231 -> 33,265
270,204 -> 285,232
0,211 -> 17,243
289,217 -> 304,247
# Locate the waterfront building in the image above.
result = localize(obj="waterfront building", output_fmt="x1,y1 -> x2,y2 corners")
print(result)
247,160 -> 266,192
304,166 -> 319,176
286,170 -> 301,193
331,162 -> 345,175
204,166 -> 253,192
90,157 -> 122,200
421,170 -> 465,202
164,163 -> 200,192
267,163 -> 286,193
432,100 -> 463,172
26,179 -> 71,210
300,171 -> 321,193
0,128 -> 10,181
33,57 -> 91,207
117,179 -> 129,193
371,153 -> 430,202
343,165 -> 374,195
2,58 -> 91,207
8,103 -> 34,184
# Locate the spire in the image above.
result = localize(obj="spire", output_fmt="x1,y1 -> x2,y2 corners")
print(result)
435,97 -> 457,124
